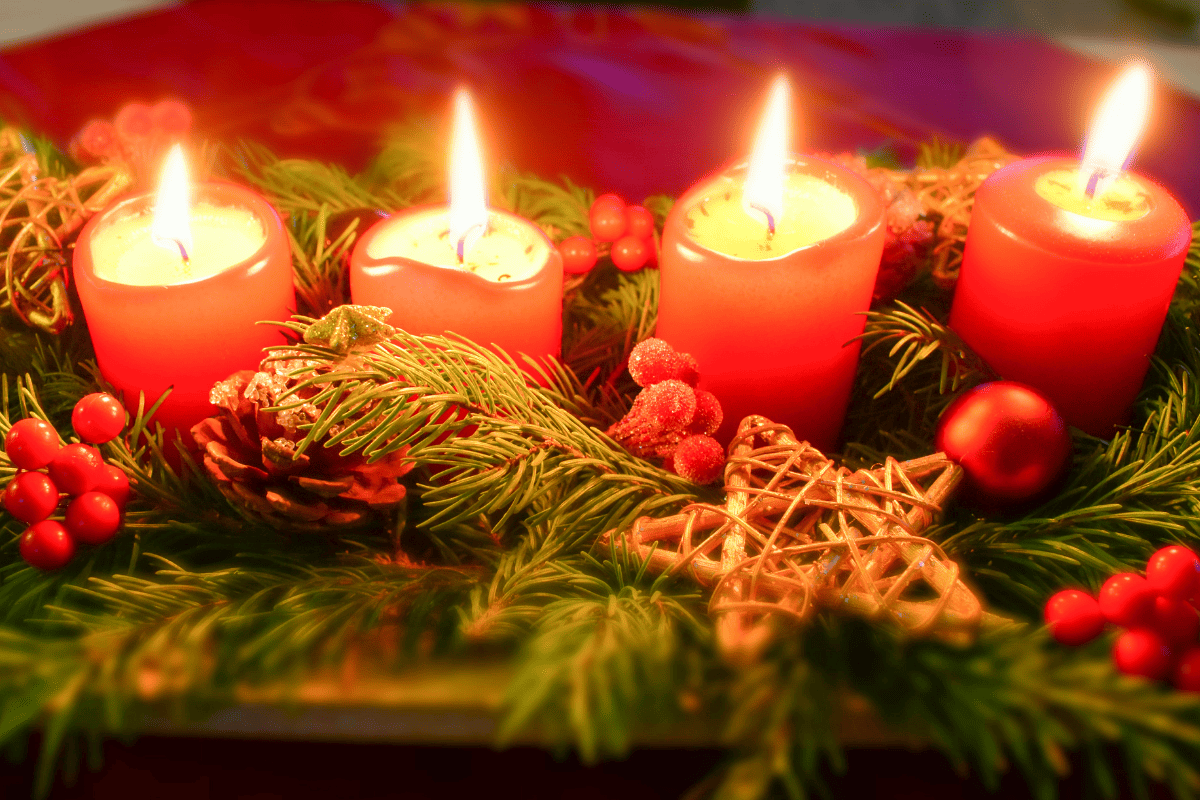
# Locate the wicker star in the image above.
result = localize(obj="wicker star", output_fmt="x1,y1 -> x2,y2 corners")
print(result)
604,416 -> 984,660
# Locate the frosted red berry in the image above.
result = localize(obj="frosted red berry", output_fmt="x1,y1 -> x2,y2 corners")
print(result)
589,196 -> 627,242
48,444 -> 103,495
611,235 -> 649,272
1175,646 -> 1200,692
641,380 -> 697,431
1146,545 -> 1200,602
5,418 -> 61,470
687,390 -> 723,437
66,492 -> 121,546
672,434 -> 725,484
1044,589 -> 1105,646
1149,595 -> 1200,646
628,338 -> 681,387
675,353 -> 700,387
4,472 -> 60,524
1113,629 -> 1172,680
625,205 -> 656,240
1098,573 -> 1156,628
72,392 -> 126,444
94,464 -> 131,510
20,520 -> 75,571
559,236 -> 598,275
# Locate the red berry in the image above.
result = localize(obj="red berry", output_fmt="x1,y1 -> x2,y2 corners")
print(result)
150,99 -> 192,135
1044,589 -> 1105,646
75,119 -> 119,160
72,392 -> 127,444
114,102 -> 153,140
1146,545 -> 1200,602
625,205 -> 656,240
590,196 -> 627,242
559,236 -> 598,275
1149,595 -> 1200,646
66,492 -> 121,546
610,236 -> 649,272
628,338 -> 682,387
47,444 -> 103,495
1175,646 -> 1200,692
1098,573 -> 1156,628
672,434 -> 726,484
94,464 -> 131,510
1113,629 -> 1172,680
675,353 -> 700,387
4,472 -> 60,524
20,520 -> 75,571
687,390 -> 723,437
640,379 -> 697,431
5,418 -> 62,470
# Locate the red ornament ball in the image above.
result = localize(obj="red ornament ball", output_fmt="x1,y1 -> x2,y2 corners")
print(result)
687,390 -> 724,437
625,205 -> 656,240
20,520 -> 75,571
1044,589 -> 1104,646
611,235 -> 649,272
559,236 -> 598,276
641,379 -> 697,431
1099,573 -> 1157,628
94,464 -> 131,510
628,338 -> 681,387
1146,545 -> 1200,602
72,393 -> 126,444
4,472 -> 60,524
66,491 -> 122,546
48,443 -> 103,495
1113,628 -> 1172,680
1175,646 -> 1200,692
934,381 -> 1071,506
672,434 -> 726,485
5,418 -> 61,470
1149,595 -> 1200,646
589,195 -> 627,242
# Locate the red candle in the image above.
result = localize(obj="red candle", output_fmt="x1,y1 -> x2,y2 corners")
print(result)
950,64 -> 1191,436
74,147 -> 295,436
657,77 -> 885,449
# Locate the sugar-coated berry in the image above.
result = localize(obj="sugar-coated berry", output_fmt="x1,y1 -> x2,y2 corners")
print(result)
47,443 -> 103,495
687,390 -> 723,437
559,236 -> 598,275
625,205 -> 656,240
1099,572 -> 1156,628
611,235 -> 649,272
1149,595 -> 1200,646
66,492 -> 121,546
1175,646 -> 1200,692
20,520 -> 75,571
5,418 -> 61,470
589,196 -> 627,242
1113,628 -> 1172,680
641,380 -> 697,431
1146,545 -> 1200,602
675,353 -> 700,387
672,434 -> 725,485
4,472 -> 60,524
72,392 -> 126,444
94,464 -> 131,510
1044,589 -> 1105,646
628,338 -> 682,388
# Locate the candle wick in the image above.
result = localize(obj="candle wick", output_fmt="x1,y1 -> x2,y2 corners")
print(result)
1084,169 -> 1103,199
454,222 -> 486,264
749,202 -> 776,236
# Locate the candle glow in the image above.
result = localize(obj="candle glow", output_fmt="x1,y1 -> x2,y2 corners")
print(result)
742,74 -> 790,234
150,144 -> 194,264
1079,62 -> 1151,198
448,88 -> 488,261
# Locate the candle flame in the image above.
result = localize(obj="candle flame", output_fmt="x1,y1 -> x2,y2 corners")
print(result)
150,144 -> 193,262
448,88 -> 488,262
1080,61 -> 1152,198
743,74 -> 792,233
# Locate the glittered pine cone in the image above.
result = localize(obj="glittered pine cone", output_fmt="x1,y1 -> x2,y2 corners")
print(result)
191,363 -> 413,533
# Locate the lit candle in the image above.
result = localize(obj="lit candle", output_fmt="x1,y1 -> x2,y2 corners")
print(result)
949,63 -> 1191,437
74,145 -> 295,436
657,76 -> 886,449
350,90 -> 563,364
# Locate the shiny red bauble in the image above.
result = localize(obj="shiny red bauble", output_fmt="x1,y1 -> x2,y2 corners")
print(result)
1175,646 -> 1200,692
935,381 -> 1071,507
4,418 -> 61,470
1099,573 -> 1157,627
1113,629 -> 1172,680
66,491 -> 122,546
624,205 -> 656,240
71,392 -> 126,444
94,464 -> 131,510
4,472 -> 60,524
20,520 -> 75,571
1148,595 -> 1200,646
1044,589 -> 1105,646
1146,545 -> 1200,602
559,236 -> 598,275
47,443 -> 103,495
610,235 -> 650,272
589,196 -> 627,242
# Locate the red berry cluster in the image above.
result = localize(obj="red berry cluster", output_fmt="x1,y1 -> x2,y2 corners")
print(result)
559,194 -> 658,275
606,338 -> 726,484
69,99 -> 193,181
3,394 -> 131,571
1044,545 -> 1200,691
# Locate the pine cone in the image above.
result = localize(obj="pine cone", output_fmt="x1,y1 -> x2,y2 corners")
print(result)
191,360 -> 413,533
